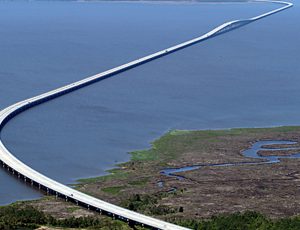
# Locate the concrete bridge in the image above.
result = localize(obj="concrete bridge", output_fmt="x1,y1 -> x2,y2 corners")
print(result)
0,1 -> 293,229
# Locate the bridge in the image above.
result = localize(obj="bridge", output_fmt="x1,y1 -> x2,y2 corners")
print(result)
0,1 -> 293,229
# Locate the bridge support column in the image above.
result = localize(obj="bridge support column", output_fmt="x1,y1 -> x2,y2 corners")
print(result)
18,173 -> 20,178
76,200 -> 78,206
55,192 -> 58,199
87,205 -> 90,210
128,220 -> 135,228
31,180 -> 33,186
46,188 -> 49,195
12,169 -> 14,175
65,196 -> 68,202
38,184 -> 41,190
24,177 -> 26,182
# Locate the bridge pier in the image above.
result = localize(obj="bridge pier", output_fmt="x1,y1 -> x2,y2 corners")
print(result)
96,208 -> 102,215
128,220 -> 136,228
65,196 -> 68,202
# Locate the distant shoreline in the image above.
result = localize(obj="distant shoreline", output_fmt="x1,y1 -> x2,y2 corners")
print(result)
11,0 -> 250,2
74,0 -> 251,4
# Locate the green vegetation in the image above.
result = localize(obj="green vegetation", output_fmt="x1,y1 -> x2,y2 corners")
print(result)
0,205 -> 132,230
172,211 -> 300,230
69,126 -> 300,229
130,126 -> 300,162
77,168 -> 130,184
2,205 -> 300,230
0,205 -> 46,229
76,126 -> 300,186
130,149 -> 159,161
122,193 -> 178,216
128,178 -> 149,186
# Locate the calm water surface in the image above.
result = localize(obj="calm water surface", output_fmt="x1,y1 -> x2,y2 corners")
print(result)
0,1 -> 299,205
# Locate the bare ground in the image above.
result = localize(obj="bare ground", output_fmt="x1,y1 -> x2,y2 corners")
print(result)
24,126 -> 300,223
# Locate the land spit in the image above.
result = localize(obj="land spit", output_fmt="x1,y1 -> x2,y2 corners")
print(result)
18,126 -> 300,225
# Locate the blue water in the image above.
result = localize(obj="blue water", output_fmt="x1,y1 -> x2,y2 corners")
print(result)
243,140 -> 300,162
161,140 -> 300,181
0,1 -> 299,205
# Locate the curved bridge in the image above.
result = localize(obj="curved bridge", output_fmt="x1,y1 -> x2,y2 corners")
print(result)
0,1 -> 293,229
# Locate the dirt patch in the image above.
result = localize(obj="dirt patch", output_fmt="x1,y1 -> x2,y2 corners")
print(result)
27,197 -> 97,219
258,149 -> 300,157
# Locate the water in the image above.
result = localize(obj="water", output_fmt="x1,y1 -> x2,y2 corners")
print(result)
160,140 -> 300,181
243,140 -> 300,163
161,166 -> 201,180
0,1 -> 299,205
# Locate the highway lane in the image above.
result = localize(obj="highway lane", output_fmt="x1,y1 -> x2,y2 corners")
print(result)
0,1 -> 293,229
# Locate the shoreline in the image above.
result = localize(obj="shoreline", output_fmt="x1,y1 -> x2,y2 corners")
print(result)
71,125 -> 300,221
75,125 -> 300,184
2,125 -> 300,229
4,0 -> 255,5
74,0 -> 251,3
2,125 -> 300,206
